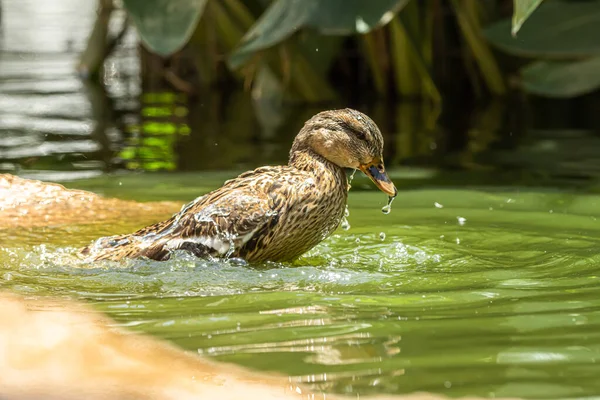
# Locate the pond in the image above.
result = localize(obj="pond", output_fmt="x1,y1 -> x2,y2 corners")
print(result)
3,173 -> 600,399
2,0 -> 600,398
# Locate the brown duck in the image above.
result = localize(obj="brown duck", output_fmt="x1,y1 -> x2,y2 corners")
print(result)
81,108 -> 397,263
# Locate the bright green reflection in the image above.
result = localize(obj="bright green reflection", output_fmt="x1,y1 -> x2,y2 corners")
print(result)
115,92 -> 191,172
1,174 -> 600,399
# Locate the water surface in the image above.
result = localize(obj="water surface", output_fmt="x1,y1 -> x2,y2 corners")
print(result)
2,1 -> 600,398
2,174 -> 600,399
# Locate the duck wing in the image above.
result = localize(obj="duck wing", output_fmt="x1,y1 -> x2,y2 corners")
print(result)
84,169 -> 282,261
150,188 -> 277,259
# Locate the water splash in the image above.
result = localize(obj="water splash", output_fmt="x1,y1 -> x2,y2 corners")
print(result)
341,218 -> 351,231
340,205 -> 351,231
381,196 -> 395,214
224,232 -> 236,258
379,232 -> 386,241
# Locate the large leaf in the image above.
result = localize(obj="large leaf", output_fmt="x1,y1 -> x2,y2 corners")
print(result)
228,0 -> 410,68
123,0 -> 208,57
521,56 -> 600,98
485,0 -> 600,58
512,0 -> 544,36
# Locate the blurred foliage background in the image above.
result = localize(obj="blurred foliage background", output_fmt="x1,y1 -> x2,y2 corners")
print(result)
1,0 -> 600,185
81,0 -> 600,102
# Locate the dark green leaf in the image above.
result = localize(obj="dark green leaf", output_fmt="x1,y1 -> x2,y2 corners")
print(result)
521,56 -> 600,98
229,0 -> 410,68
485,0 -> 600,58
512,0 -> 544,36
123,0 -> 207,57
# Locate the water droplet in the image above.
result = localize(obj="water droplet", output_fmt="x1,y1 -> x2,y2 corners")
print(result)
434,202 -> 443,208
444,381 -> 452,389
347,169 -> 357,190
381,196 -> 395,214
457,216 -> 466,226
344,205 -> 350,217
225,235 -> 236,258
355,238 -> 360,244
379,232 -> 386,241
341,218 -> 351,231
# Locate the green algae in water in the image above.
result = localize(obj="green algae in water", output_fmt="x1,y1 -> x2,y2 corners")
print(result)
3,176 -> 600,399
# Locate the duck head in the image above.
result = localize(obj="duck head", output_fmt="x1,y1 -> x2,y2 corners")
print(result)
290,108 -> 397,198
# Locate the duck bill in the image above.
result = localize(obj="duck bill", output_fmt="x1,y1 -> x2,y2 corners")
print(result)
359,162 -> 397,198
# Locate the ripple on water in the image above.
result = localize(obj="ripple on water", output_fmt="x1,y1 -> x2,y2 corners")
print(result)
3,196 -> 600,399
2,224 -> 599,298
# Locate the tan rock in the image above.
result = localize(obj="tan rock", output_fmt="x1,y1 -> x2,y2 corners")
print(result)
0,174 -> 180,230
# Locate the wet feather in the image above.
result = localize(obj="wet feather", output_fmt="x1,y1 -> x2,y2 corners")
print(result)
81,108 -> 392,263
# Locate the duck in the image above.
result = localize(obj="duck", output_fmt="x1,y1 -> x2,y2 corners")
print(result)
81,108 -> 397,263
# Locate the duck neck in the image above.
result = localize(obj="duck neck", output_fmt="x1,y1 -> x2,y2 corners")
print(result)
289,149 -> 347,187
290,148 -> 331,171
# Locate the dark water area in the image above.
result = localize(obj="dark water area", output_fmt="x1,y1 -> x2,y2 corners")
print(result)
1,0 -> 600,188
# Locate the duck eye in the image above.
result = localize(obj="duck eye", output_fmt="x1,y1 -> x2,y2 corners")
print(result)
340,122 -> 367,141
354,130 -> 367,141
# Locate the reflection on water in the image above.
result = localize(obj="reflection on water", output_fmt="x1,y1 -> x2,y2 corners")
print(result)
0,0 -> 138,181
2,0 -> 600,185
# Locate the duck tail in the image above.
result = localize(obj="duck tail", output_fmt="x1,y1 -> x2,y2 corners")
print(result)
80,233 -> 170,262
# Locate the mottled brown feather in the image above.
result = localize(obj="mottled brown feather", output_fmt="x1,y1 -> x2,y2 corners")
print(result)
81,108 -> 387,263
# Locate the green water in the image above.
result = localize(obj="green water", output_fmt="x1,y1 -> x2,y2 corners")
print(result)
2,173 -> 600,399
